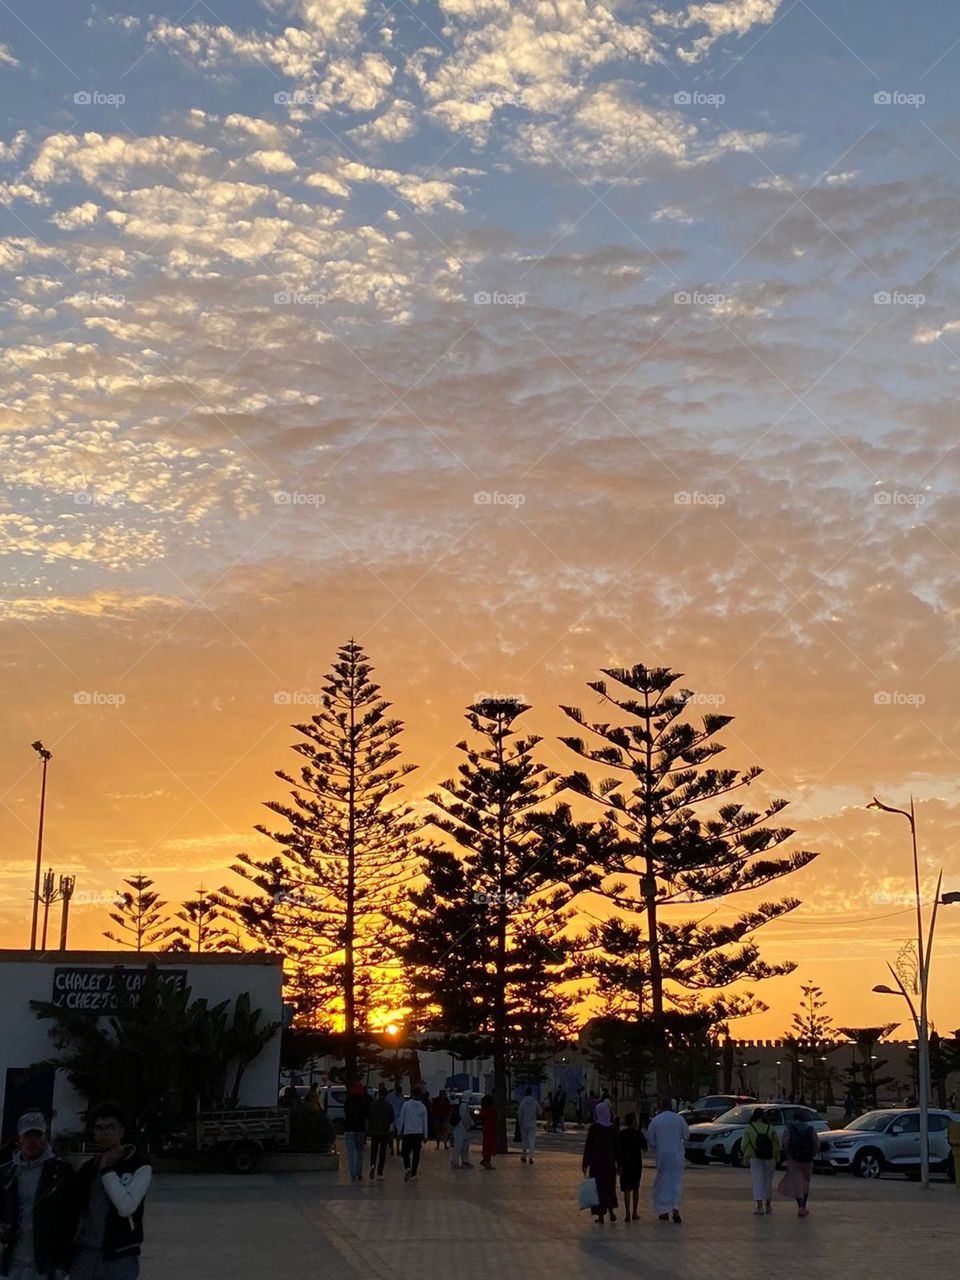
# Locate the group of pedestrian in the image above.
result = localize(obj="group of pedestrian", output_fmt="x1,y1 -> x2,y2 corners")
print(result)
581,1099 -> 822,1226
343,1082 -> 431,1183
0,1102 -> 151,1279
544,1088 -> 567,1133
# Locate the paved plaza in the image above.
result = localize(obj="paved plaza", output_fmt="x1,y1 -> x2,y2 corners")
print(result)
146,1141 -> 958,1279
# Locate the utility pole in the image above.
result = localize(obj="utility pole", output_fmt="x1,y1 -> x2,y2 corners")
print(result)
58,875 -> 76,950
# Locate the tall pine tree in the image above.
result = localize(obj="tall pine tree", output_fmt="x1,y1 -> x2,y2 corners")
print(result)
397,697 -> 597,1152
161,885 -> 237,953
103,873 -> 168,951
561,664 -> 819,1095
218,641 -> 419,1079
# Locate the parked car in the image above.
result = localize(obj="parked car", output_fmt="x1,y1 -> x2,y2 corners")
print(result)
685,1103 -> 828,1166
816,1108 -> 958,1179
682,1094 -> 757,1125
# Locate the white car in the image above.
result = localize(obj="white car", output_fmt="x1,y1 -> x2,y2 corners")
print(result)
817,1109 -> 958,1179
685,1103 -> 828,1165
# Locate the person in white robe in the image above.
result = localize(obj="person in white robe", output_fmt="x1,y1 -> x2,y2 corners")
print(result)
646,1098 -> 689,1223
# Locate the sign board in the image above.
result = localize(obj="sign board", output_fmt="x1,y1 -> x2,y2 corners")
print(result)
51,967 -> 188,1013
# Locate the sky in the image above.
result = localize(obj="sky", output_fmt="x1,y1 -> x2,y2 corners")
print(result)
2,0 -> 960,1040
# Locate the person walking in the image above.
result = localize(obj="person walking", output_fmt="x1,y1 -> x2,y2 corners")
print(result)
778,1118 -> 819,1217
0,1110 -> 76,1280
581,1101 -> 618,1224
843,1093 -> 856,1124
646,1098 -> 688,1224
517,1089 -> 540,1164
387,1083 -> 405,1155
72,1102 -> 151,1280
448,1096 -> 473,1170
304,1083 -> 322,1112
479,1096 -> 497,1170
398,1088 -> 428,1182
741,1108 -> 780,1215
432,1091 -> 451,1150
343,1082 -> 369,1184
367,1085 -> 393,1181
616,1112 -> 648,1222
552,1085 -> 568,1136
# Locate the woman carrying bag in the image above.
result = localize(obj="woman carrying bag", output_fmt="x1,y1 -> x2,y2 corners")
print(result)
581,1102 -> 618,1224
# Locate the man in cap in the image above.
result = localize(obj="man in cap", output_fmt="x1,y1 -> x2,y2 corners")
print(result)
0,1110 -> 76,1280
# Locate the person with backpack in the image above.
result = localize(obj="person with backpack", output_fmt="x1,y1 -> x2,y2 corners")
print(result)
778,1118 -> 819,1216
741,1108 -> 781,1214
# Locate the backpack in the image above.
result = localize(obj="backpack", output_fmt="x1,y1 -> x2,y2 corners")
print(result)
788,1122 -> 815,1162
753,1124 -> 774,1160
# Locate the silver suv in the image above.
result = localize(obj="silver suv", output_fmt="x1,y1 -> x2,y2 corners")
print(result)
817,1108 -> 958,1179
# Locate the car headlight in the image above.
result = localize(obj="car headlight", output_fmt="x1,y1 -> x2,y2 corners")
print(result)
831,1140 -> 854,1148
713,1129 -> 733,1138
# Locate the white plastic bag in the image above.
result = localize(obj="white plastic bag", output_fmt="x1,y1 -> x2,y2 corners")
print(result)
578,1176 -> 599,1209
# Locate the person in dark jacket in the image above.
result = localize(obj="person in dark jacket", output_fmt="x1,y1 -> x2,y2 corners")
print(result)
582,1102 -> 618,1224
72,1102 -> 151,1280
343,1083 -> 370,1184
0,1110 -> 76,1280
617,1112 -> 648,1222
366,1086 -> 393,1181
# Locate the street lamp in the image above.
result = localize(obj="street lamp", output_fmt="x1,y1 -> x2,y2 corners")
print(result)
29,742 -> 52,951
868,790 -> 956,1191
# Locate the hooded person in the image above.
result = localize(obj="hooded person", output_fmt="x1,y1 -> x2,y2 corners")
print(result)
581,1101 -> 618,1224
0,1110 -> 76,1280
646,1098 -> 689,1224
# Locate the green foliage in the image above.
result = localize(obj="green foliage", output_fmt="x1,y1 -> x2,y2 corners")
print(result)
103,873 -> 168,951
161,885 -> 238,953
560,664 -> 819,1089
31,966 -> 279,1145
782,982 -> 839,1104
837,1024 -> 899,1106
217,641 -> 420,1073
288,1103 -> 335,1153
395,697 -> 600,1148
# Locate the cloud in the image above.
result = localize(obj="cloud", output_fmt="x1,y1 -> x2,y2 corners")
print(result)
655,0 -> 783,62
50,201 -> 101,229
0,42 -> 18,67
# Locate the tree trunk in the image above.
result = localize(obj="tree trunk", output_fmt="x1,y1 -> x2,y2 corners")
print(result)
344,673 -> 358,1083
643,688 -> 667,1097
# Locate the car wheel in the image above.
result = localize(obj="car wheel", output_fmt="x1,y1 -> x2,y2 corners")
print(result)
853,1149 -> 883,1179
687,1152 -> 708,1165
730,1140 -> 742,1167
229,1141 -> 261,1174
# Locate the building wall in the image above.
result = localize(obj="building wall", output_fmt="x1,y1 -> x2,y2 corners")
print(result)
0,950 -> 284,1139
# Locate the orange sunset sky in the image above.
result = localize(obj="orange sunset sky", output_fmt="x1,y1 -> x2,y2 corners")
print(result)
2,0 -> 960,1040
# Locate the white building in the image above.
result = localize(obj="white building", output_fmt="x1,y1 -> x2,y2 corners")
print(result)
0,950 -> 284,1142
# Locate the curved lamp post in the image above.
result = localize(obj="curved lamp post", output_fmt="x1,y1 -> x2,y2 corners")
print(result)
866,794 -> 959,1192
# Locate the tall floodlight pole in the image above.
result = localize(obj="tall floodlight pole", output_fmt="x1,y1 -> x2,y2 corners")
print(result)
29,742 -> 53,950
